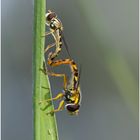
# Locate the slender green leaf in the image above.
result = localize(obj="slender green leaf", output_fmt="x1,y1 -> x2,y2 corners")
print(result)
33,0 -> 59,139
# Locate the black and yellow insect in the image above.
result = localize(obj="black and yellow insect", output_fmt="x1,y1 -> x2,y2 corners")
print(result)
40,10 -> 81,115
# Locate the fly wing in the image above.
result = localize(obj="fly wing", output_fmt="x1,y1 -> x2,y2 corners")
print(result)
61,31 -> 82,90
61,31 -> 72,59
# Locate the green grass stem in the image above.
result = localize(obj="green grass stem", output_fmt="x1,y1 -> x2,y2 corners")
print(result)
33,0 -> 59,140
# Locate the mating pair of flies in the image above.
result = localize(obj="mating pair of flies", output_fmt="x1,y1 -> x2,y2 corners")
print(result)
39,10 -> 82,115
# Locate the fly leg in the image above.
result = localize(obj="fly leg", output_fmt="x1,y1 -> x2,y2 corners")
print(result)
39,92 -> 64,104
42,31 -> 54,37
44,43 -> 56,53
46,100 -> 65,115
39,65 -> 68,89
47,72 -> 67,89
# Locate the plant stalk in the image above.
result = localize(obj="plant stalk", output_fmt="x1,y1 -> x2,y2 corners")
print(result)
33,0 -> 59,139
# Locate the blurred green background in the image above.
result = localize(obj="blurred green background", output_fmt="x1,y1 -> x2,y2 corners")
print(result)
2,0 -> 138,140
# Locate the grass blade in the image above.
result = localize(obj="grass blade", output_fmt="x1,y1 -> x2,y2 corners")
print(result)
33,0 -> 59,139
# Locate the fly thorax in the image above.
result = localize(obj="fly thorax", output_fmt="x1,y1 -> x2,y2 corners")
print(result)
64,89 -> 74,103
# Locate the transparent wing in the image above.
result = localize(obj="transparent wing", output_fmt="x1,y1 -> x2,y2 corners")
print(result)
61,31 -> 72,59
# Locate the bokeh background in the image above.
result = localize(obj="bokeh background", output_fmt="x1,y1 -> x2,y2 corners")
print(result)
2,0 -> 138,140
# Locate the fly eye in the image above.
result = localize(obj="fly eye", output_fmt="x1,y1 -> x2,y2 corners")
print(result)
46,12 -> 56,21
66,104 -> 80,112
